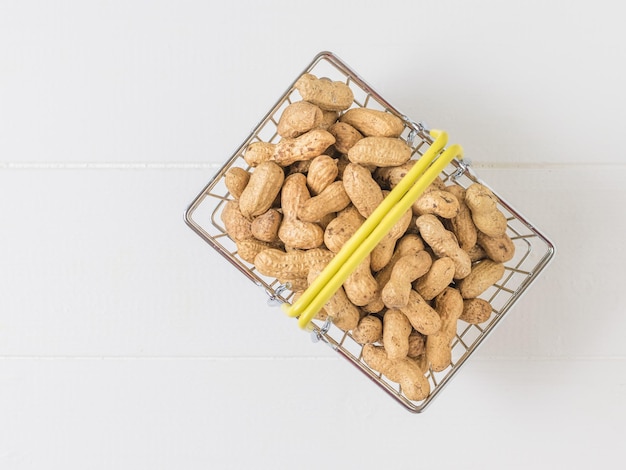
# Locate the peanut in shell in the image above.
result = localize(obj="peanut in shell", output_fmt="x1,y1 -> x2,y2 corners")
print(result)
277,101 -> 324,138
347,136 -> 413,168
306,154 -> 338,195
339,107 -> 405,137
460,298 -> 493,324
465,183 -> 508,238
458,259 -> 506,299
238,161 -> 285,219
477,231 -> 516,263
328,121 -> 363,154
294,73 -> 354,111
413,256 -> 456,301
273,128 -> 336,167
224,167 -> 250,200
342,163 -> 385,218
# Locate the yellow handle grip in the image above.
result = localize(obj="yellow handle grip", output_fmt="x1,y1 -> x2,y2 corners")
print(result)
282,130 -> 463,330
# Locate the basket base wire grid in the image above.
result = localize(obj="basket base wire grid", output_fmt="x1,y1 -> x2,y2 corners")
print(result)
184,51 -> 555,413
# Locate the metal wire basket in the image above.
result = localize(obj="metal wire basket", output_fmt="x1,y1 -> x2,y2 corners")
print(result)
185,51 -> 555,413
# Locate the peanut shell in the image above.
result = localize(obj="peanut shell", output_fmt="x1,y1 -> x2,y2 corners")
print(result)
347,136 -> 413,167
342,163 -> 384,218
220,200 -> 253,241
383,309 -> 412,360
398,289 -> 442,336
250,208 -> 282,243
458,259 -> 506,299
412,189 -> 460,219
243,141 -> 276,167
224,167 -> 250,200
238,161 -> 285,219
306,154 -> 338,195
413,256 -> 456,301
277,101 -> 324,138
460,298 -> 493,324
295,73 -> 354,111
298,181 -> 351,223
339,107 -> 405,137
465,183 -> 508,238
351,315 -> 383,345
445,185 -> 478,251
477,231 -> 516,263
273,129 -> 336,167
415,214 -> 471,279
328,121 -> 363,154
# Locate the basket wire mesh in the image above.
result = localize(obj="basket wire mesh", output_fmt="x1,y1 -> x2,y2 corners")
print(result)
185,51 -> 555,413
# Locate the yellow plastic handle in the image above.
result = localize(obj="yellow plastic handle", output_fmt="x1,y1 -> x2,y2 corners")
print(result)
282,130 -> 463,329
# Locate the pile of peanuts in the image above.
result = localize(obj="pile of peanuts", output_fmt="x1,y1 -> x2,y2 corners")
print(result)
220,73 -> 515,401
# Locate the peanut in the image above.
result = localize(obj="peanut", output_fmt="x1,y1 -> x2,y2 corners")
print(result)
298,181 -> 351,223
243,141 -> 275,167
381,251 -> 432,309
294,73 -> 354,111
328,121 -> 363,154
476,230 -> 516,263
412,189 -> 460,219
306,154 -> 338,195
413,256 -> 456,301
323,205 -> 364,253
382,309 -> 412,359
250,208 -> 282,243
347,137 -> 413,167
224,167 -> 250,200
277,173 -> 324,249
277,101 -> 323,138
238,161 -> 285,219
351,315 -> 383,344
254,247 -> 334,280
458,259 -> 505,299
465,183 -> 508,238
364,234 -> 428,313
435,287 -> 464,339
339,107 -> 405,137
426,287 -> 464,372
398,289 -> 442,336
342,163 -> 384,218
415,214 -> 471,279
407,330 -> 426,359
343,254 -> 379,307
373,160 -> 415,190
444,185 -> 478,251
220,200 -> 253,241
235,238 -> 276,264
460,298 -> 493,324
273,128 -> 336,167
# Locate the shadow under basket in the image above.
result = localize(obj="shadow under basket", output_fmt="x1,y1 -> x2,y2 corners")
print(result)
185,51 -> 556,413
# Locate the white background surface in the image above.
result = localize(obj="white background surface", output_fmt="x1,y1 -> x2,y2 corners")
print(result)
1,1 -> 624,468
